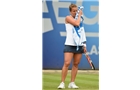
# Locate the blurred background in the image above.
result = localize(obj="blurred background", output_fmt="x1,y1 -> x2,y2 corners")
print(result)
42,0 -> 99,70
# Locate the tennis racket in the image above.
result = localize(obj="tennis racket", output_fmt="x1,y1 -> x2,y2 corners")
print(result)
84,52 -> 95,70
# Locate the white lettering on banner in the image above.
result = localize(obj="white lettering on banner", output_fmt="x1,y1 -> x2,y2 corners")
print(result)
76,0 -> 99,25
52,0 -> 71,24
42,0 -> 99,35
85,6 -> 98,25
42,1 -> 48,13
87,45 -> 99,55
42,1 -> 53,32
52,0 -> 98,24
43,18 -> 53,33
76,0 -> 82,6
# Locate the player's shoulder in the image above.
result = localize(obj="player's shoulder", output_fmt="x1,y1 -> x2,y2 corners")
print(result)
65,15 -> 72,19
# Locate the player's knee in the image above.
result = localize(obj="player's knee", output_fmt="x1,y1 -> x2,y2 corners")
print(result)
73,62 -> 80,67
64,61 -> 70,67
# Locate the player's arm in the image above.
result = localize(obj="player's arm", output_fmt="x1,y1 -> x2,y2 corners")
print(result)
65,10 -> 82,26
83,42 -> 87,53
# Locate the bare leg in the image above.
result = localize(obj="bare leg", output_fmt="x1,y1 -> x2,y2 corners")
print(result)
71,53 -> 82,82
61,52 -> 74,82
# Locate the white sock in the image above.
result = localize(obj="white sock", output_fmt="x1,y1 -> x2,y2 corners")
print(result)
61,82 -> 64,84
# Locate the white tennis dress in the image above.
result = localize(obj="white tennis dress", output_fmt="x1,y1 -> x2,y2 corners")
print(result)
64,23 -> 77,46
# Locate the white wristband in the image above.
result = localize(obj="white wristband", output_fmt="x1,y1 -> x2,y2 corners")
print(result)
83,44 -> 86,47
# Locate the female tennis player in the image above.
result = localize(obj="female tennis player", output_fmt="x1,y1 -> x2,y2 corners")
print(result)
57,3 -> 87,89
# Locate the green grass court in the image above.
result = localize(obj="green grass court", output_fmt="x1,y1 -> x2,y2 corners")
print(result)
43,71 -> 99,90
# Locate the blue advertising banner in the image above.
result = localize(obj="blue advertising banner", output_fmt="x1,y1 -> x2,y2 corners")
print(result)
42,0 -> 99,69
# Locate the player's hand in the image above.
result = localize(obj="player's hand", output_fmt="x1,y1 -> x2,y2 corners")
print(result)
79,10 -> 83,16
83,46 -> 87,53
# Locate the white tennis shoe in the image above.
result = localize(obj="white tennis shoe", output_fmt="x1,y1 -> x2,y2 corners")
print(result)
57,82 -> 65,89
68,82 -> 79,89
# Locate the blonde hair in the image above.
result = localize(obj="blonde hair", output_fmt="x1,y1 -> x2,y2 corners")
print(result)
69,3 -> 77,11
